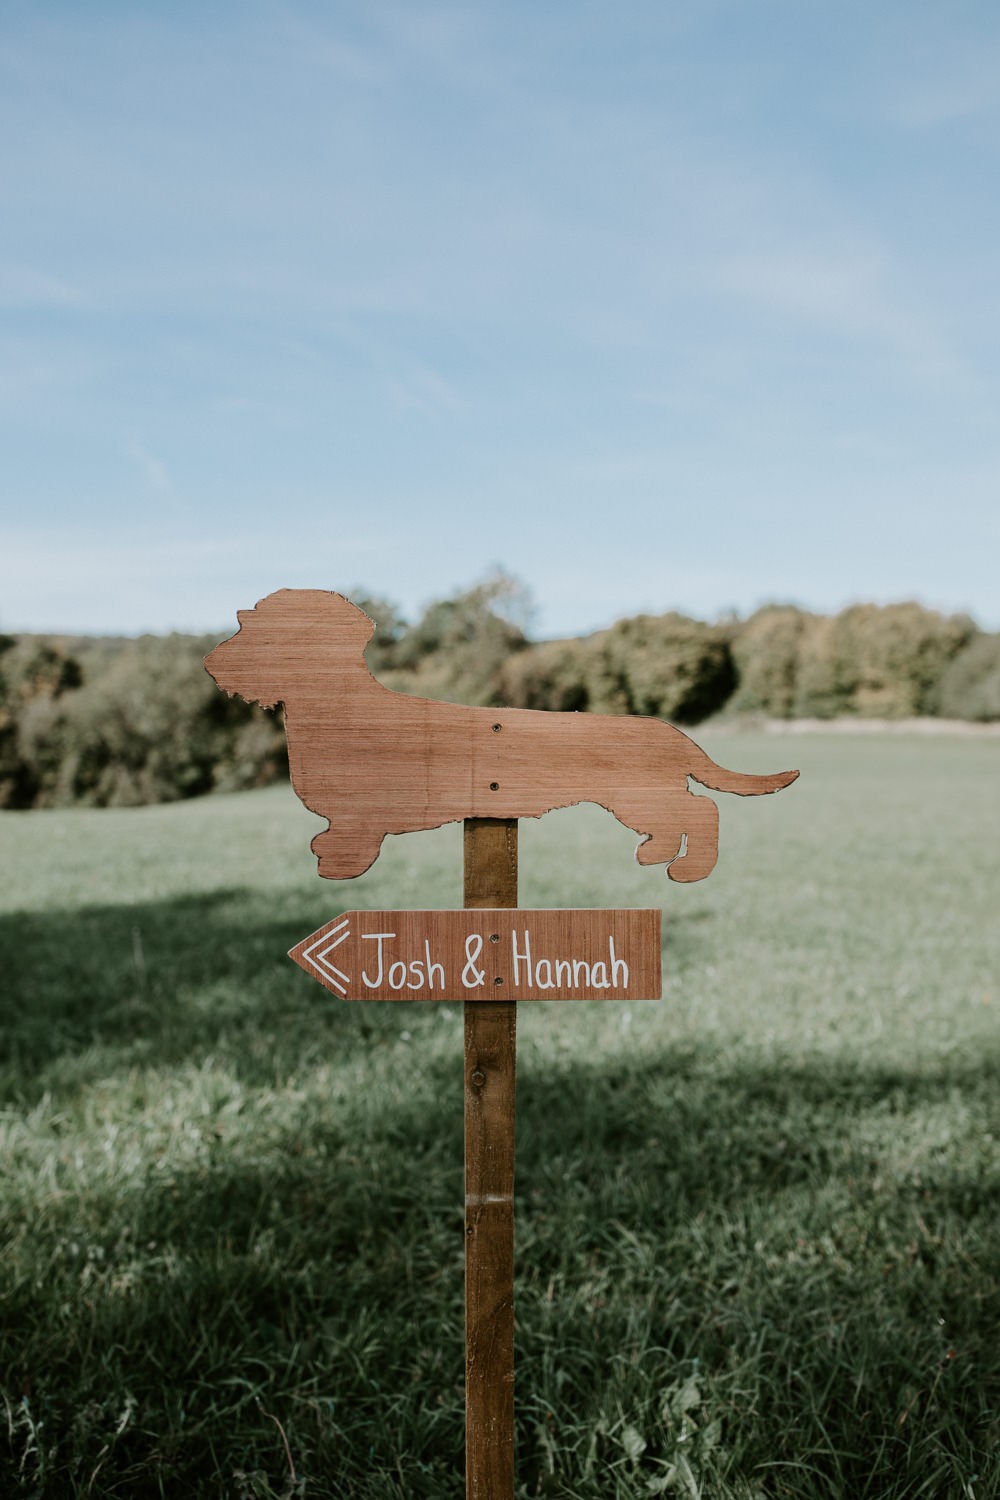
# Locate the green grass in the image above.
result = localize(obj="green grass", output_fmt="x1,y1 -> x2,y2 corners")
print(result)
1,729 -> 998,1497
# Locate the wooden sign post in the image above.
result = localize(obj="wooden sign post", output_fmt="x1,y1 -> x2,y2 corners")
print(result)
205,588 -> 799,1496
464,818 -> 518,1498
288,851 -> 660,1495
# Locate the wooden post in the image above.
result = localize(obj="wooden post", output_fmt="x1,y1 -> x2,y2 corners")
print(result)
463,817 -> 518,1499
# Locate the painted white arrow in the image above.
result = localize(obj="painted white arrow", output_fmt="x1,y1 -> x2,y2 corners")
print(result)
298,916 -> 352,995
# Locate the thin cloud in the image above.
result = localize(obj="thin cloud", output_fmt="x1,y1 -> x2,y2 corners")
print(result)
126,441 -> 173,496
710,244 -> 972,388
0,264 -> 83,309
883,39 -> 1000,129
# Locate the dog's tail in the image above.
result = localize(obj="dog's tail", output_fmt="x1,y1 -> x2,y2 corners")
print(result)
690,751 -> 799,797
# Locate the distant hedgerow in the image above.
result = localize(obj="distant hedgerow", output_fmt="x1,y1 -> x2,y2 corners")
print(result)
0,632 -> 285,810
500,612 -> 735,723
0,581 -> 993,810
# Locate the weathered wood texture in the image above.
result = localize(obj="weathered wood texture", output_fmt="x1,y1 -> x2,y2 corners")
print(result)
288,907 -> 661,1001
464,820 -> 517,1500
205,589 -> 799,882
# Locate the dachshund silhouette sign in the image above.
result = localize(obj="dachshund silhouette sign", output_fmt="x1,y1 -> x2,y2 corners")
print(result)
205,585 -> 799,1498
204,588 -> 799,882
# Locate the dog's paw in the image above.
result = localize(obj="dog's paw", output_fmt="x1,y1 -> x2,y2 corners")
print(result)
634,831 -> 683,869
311,826 -> 385,879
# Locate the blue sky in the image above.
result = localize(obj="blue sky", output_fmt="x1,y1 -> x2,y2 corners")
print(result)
2,0 -> 998,639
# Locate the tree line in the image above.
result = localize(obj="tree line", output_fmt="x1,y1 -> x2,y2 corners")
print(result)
2,573 -> 997,810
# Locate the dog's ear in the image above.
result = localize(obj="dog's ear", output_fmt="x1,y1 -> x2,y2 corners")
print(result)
320,591 -> 376,651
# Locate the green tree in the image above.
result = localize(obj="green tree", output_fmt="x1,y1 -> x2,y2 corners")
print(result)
499,636 -> 597,712
600,611 -> 736,722
729,606 -> 814,717
934,632 -> 1000,720
382,571 -> 533,705
7,633 -> 285,808
501,611 -> 735,724
794,603 -> 974,718
347,590 -> 408,675
0,636 -> 83,806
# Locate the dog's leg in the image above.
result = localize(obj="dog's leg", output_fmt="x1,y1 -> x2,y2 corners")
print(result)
662,791 -> 719,882
311,824 -> 386,880
626,789 -> 719,882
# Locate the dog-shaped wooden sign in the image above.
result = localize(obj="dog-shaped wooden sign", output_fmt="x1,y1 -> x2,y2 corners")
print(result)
205,589 -> 798,881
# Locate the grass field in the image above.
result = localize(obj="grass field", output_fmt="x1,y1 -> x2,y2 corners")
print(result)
1,729 -> 998,1498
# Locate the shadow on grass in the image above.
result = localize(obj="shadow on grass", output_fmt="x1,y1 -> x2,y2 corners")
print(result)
2,893 -> 999,1496
0,888 -> 721,1098
0,888 -> 403,1094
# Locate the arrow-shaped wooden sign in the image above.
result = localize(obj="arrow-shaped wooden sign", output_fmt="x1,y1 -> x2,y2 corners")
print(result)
289,908 -> 661,1002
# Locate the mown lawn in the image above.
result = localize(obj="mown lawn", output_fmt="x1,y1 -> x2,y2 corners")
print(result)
1,729 -> 998,1498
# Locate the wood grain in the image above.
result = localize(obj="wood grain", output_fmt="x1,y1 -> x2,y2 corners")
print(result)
204,589 -> 799,882
464,819 -> 517,1499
